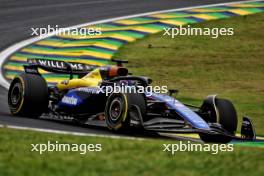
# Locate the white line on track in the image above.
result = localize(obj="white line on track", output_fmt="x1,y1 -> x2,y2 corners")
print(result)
0,0 -> 262,138
0,124 -> 145,140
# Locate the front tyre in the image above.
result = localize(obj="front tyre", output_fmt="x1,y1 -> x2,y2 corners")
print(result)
199,98 -> 238,143
8,73 -> 49,118
105,93 -> 146,131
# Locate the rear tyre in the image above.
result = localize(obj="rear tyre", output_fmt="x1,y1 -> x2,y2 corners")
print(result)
199,98 -> 238,143
105,93 -> 146,131
8,73 -> 49,118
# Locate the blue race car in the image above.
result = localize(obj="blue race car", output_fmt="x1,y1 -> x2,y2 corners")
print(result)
8,58 -> 256,143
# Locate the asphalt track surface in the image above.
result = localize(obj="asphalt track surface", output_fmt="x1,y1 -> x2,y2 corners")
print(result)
0,0 -> 250,137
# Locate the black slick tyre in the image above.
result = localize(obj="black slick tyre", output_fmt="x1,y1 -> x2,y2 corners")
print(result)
199,98 -> 238,143
8,73 -> 49,118
105,93 -> 146,131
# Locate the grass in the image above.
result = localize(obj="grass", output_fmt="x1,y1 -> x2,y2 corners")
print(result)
0,13 -> 264,176
0,128 -> 263,176
114,13 -> 264,135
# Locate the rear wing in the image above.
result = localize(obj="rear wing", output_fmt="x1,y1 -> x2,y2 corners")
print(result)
24,58 -> 99,78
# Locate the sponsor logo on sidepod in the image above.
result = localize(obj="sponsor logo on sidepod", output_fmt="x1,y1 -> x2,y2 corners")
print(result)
61,96 -> 78,105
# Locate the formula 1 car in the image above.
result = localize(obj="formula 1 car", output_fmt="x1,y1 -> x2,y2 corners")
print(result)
8,58 -> 256,143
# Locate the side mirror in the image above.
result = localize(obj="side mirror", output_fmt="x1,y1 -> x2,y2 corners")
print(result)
168,89 -> 179,96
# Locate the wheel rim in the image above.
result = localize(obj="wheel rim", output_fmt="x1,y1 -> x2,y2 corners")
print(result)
109,98 -> 123,121
10,82 -> 22,105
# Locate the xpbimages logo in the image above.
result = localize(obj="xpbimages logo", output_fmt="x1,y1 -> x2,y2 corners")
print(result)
163,25 -> 234,39
97,83 -> 168,96
30,25 -> 102,38
163,141 -> 234,155
31,141 -> 102,154
74,83 -> 168,97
